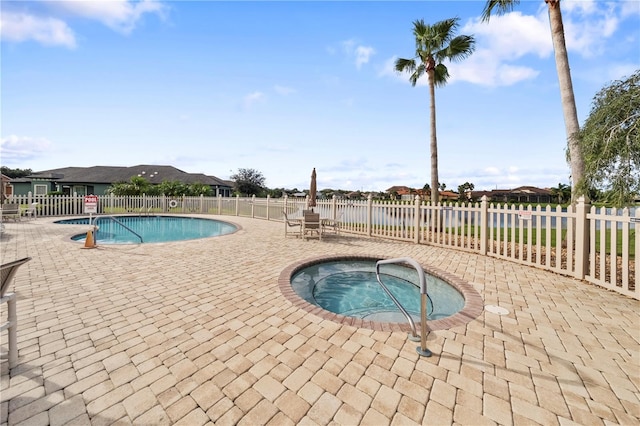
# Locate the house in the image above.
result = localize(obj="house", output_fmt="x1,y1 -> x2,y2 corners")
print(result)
9,165 -> 234,197
470,186 -> 553,204
386,186 -> 460,202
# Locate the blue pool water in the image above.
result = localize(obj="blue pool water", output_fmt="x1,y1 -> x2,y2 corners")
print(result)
291,260 -> 464,322
56,216 -> 237,244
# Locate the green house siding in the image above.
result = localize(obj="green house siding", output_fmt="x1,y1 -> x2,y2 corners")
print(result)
11,182 -> 33,196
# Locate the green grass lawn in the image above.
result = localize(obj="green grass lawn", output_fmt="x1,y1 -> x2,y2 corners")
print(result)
469,226 -> 636,258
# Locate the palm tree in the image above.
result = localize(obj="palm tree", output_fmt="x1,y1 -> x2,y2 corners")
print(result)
550,182 -> 571,204
482,0 -> 585,201
395,18 -> 475,204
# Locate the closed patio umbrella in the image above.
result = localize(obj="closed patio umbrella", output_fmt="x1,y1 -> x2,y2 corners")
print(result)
309,168 -> 317,210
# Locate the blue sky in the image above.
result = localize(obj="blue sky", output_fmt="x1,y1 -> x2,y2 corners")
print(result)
1,1 -> 639,192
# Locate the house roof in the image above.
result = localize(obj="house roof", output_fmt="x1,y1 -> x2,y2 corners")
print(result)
26,165 -> 232,187
386,186 -> 412,193
470,186 -> 552,199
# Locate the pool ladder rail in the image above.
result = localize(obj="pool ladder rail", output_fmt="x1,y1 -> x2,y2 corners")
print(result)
93,215 -> 144,243
375,258 -> 432,357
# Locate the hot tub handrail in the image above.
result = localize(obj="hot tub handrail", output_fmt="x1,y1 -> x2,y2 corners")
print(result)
376,257 -> 432,357
95,215 -> 144,243
375,264 -> 419,338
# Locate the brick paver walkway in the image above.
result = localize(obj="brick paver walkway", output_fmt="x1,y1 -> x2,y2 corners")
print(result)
1,216 -> 638,425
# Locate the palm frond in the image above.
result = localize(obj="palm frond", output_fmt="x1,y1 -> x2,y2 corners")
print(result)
431,18 -> 459,45
442,35 -> 476,62
433,63 -> 450,88
409,64 -> 426,87
395,57 -> 416,74
481,0 -> 519,22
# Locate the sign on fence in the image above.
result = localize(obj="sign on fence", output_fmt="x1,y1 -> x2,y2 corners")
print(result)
518,210 -> 532,221
84,195 -> 98,214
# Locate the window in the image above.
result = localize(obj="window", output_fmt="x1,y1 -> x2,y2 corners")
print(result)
34,184 -> 48,196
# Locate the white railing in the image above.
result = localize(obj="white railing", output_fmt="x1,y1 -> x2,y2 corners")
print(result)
7,193 -> 638,300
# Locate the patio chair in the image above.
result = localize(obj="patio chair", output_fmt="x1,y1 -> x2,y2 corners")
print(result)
1,204 -> 21,222
23,202 -> 39,220
1,257 -> 31,370
322,211 -> 344,235
283,210 -> 302,238
302,211 -> 322,240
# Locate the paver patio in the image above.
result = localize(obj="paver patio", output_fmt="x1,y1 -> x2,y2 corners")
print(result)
1,216 -> 638,425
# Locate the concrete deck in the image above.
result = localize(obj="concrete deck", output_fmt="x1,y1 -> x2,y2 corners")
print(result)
1,216 -> 638,425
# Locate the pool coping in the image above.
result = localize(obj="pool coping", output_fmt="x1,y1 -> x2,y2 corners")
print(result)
278,254 -> 484,332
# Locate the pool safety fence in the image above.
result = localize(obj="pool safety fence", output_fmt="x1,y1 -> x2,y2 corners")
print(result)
7,193 -> 638,300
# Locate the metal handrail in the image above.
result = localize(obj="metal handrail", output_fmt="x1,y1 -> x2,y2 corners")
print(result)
376,257 -> 431,357
95,216 -> 144,243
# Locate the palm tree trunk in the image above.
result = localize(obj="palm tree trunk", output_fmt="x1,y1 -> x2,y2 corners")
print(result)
547,0 -> 585,201
428,69 -> 439,205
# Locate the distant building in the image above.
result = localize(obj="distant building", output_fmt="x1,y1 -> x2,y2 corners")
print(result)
9,165 -> 234,197
470,186 -> 552,204
385,186 -> 459,202
385,185 -> 553,204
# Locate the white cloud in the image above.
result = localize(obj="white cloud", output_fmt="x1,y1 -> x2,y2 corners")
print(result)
243,91 -> 266,109
0,11 -> 76,48
620,1 -> 640,18
340,38 -> 375,69
561,3 -> 621,57
449,50 -> 539,87
450,2 -> 636,87
52,0 -> 167,34
464,12 -> 552,60
0,0 -> 166,48
355,45 -> 375,69
562,0 -> 598,15
0,135 -> 53,162
449,12 -> 551,87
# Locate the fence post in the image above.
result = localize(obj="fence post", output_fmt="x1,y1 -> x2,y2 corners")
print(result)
332,195 -> 337,220
574,196 -> 590,279
414,195 -> 421,244
217,194 -> 221,215
367,194 -> 373,237
480,196 -> 488,255
266,195 -> 271,220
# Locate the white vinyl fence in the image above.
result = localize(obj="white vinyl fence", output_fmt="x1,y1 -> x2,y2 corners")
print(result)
7,193 -> 638,300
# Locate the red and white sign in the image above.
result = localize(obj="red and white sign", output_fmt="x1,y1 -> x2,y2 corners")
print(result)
84,195 -> 98,214
518,210 -> 532,221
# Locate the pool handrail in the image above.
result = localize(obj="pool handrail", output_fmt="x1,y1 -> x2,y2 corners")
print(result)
376,257 -> 432,357
95,215 -> 144,243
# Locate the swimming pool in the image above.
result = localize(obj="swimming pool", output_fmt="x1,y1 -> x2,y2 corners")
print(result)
56,216 -> 237,244
279,256 -> 483,331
